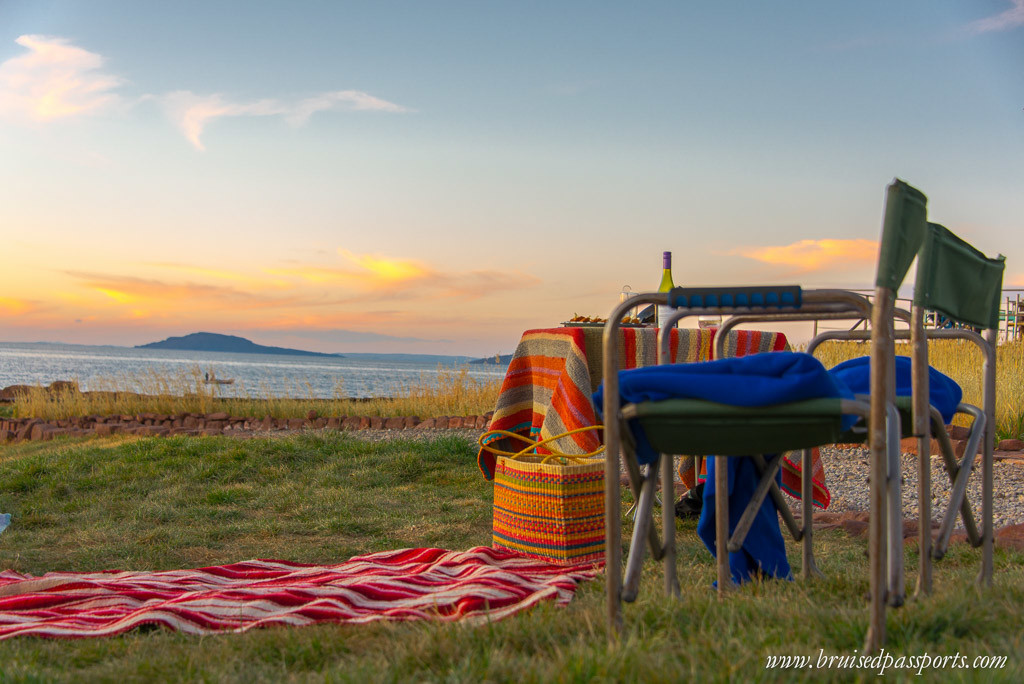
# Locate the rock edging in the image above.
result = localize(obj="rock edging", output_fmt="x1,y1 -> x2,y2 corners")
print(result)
0,411 -> 494,443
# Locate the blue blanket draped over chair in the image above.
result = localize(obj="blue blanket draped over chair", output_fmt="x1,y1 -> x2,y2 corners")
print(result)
595,352 -> 854,583
829,355 -> 963,424
698,457 -> 791,583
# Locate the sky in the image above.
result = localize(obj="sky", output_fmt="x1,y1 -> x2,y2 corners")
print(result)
1,1 -> 1022,356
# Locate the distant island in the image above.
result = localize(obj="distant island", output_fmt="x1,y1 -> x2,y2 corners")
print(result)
468,353 -> 513,365
137,332 -> 343,358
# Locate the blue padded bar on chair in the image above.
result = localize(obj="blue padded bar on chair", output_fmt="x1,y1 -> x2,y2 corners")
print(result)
667,285 -> 802,309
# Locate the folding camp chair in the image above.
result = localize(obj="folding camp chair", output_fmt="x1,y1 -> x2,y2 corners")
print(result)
908,222 -> 1004,586
705,310 -> 917,599
651,300 -> 892,591
602,179 -> 982,652
599,286 -> 883,634
802,216 -> 1003,594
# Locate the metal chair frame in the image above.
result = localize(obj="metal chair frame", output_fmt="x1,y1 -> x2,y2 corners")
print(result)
601,289 -> 884,636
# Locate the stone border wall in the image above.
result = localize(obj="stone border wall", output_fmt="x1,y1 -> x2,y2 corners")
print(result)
0,411 -> 494,443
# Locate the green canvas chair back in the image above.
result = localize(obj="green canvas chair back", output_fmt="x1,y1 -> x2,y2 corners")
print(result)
914,222 -> 1006,330
876,179 -> 928,291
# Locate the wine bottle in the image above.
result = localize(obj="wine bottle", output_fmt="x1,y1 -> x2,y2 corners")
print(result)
657,251 -> 675,330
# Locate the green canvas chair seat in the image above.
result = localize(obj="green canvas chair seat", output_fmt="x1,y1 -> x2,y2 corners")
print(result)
622,397 -> 848,456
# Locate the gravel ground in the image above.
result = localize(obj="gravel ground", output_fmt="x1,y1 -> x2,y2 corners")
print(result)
810,445 -> 1024,528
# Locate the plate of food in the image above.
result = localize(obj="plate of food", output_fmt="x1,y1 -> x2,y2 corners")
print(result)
562,314 -> 647,327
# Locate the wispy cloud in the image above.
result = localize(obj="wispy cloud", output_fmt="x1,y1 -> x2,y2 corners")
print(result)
286,90 -> 409,125
163,88 -> 409,150
249,328 -> 446,345
63,271 -> 284,310
0,35 -> 409,148
733,238 -> 878,273
0,35 -> 123,122
965,0 -> 1024,34
269,249 -> 541,299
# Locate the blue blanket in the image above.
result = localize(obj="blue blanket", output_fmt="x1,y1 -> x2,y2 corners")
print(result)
593,352 -> 855,466
593,352 -> 854,585
828,355 -> 962,425
698,457 -> 791,583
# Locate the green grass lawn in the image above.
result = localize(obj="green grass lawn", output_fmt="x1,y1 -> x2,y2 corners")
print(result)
1,433 -> 1022,682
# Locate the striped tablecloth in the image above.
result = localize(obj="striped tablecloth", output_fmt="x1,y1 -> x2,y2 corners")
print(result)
477,326 -> 830,509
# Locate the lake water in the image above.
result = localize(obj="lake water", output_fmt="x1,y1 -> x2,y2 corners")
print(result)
0,342 -> 508,399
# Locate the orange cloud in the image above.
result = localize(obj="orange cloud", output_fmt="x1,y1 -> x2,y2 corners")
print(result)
340,250 -> 429,282
269,250 -> 541,299
65,271 -> 291,312
144,262 -> 292,290
733,239 -> 878,273
0,296 -> 39,315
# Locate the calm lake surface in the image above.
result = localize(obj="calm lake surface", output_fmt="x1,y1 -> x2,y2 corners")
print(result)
0,342 -> 508,398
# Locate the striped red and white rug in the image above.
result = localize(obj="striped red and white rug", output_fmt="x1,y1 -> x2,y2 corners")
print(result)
0,547 -> 602,640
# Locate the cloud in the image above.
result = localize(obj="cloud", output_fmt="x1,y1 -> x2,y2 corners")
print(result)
286,90 -> 410,126
269,250 -> 541,299
733,238 -> 878,273
143,262 -> 291,289
0,35 -> 409,148
64,271 -> 291,310
965,0 -> 1024,34
164,88 -> 409,150
249,328 -> 446,345
0,296 -> 41,315
0,35 -> 124,122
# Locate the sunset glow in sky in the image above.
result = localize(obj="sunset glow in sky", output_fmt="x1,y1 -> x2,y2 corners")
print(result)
1,1 -> 1022,355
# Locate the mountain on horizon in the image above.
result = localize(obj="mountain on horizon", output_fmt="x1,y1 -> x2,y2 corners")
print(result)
137,332 -> 343,358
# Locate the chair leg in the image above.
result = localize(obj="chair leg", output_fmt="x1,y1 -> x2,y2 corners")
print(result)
979,327 -> 997,587
801,447 -> 824,580
752,455 -> 802,542
979,419 -> 994,587
934,413 -> 984,557
715,455 -> 737,594
605,444 -> 623,639
622,465 -> 658,602
930,412 -> 981,551
912,305 -> 932,598
885,403 -> 904,608
623,458 -> 666,561
661,450 -> 680,597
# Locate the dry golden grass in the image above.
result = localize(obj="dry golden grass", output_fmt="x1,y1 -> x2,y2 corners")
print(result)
811,338 -> 1024,439
12,365 -> 502,421
12,341 -> 1023,439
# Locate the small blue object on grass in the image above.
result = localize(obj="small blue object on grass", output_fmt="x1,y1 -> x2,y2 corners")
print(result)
0,514 -> 10,535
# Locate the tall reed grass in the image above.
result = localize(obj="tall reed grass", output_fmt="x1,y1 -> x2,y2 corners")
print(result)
11,365 -> 503,422
811,339 -> 1024,440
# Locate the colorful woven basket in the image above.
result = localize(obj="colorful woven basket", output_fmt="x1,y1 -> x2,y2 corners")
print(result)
481,428 -> 605,566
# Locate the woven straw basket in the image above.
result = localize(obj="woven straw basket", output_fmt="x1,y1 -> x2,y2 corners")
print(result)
491,454 -> 605,565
